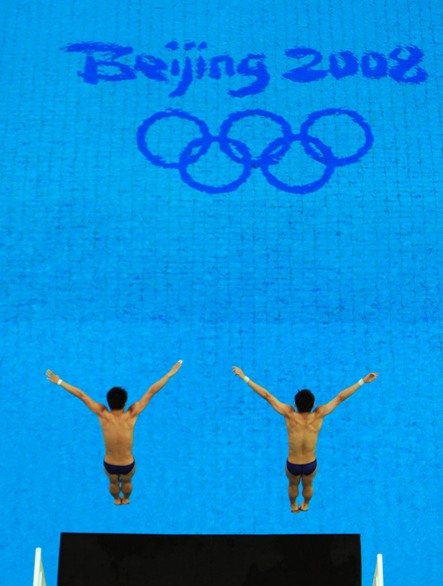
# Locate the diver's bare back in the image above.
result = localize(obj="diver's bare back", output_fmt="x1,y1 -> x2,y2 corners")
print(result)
284,410 -> 324,464
99,410 -> 138,466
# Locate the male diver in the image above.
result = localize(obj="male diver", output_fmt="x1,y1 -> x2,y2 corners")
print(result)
232,366 -> 378,513
46,360 -> 183,505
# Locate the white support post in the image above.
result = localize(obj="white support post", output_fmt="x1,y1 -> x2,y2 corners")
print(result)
372,553 -> 384,586
33,548 -> 47,586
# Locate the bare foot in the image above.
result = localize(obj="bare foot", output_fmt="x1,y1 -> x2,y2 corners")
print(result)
291,503 -> 300,514
121,497 -> 130,505
300,502 -> 309,512
114,498 -> 122,505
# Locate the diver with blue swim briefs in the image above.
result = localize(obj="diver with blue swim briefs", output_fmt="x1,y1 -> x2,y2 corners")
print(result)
46,360 -> 183,505
286,459 -> 317,477
103,460 -> 136,477
232,367 -> 378,513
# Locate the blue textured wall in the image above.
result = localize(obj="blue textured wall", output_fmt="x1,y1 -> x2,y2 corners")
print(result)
1,1 -> 442,585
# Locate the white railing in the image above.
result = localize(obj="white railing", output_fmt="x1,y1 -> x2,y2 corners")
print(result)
33,548 -> 47,586
372,553 -> 384,586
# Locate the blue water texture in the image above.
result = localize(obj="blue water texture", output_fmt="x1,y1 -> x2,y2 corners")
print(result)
1,0 -> 442,585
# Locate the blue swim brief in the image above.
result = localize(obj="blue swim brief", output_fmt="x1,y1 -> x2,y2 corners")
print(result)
286,459 -> 317,476
103,460 -> 135,476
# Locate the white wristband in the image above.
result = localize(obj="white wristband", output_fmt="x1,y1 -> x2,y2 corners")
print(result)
357,378 -> 364,386
244,376 -> 250,383
57,379 -> 63,386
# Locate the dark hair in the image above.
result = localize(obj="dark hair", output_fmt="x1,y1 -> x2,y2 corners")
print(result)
107,387 -> 128,410
294,389 -> 315,413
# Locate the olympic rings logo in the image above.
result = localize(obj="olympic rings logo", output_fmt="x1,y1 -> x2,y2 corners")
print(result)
137,108 -> 373,194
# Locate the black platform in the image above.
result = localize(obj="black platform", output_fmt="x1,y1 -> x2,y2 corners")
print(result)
58,533 -> 361,586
